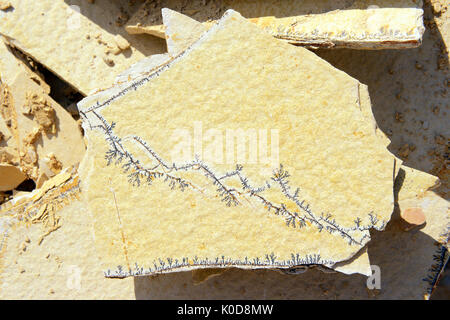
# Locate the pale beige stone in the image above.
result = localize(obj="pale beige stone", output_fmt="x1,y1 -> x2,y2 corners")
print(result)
0,0 -> 166,95
0,41 -> 85,187
162,8 -> 208,56
126,0 -> 424,49
0,164 -> 26,191
79,10 -> 398,278
0,1 -> 11,11
114,34 -> 131,51
0,165 -> 444,298
1,4 -> 447,298
0,169 -> 136,299
401,207 -> 426,226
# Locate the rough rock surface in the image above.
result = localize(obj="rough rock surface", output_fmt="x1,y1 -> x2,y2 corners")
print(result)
79,10 -> 398,278
126,0 -> 425,49
0,0 -> 166,95
0,41 -> 85,188
0,0 -> 448,300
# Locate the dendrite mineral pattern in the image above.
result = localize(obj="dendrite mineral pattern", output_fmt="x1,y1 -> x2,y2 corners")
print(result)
79,10 -> 398,278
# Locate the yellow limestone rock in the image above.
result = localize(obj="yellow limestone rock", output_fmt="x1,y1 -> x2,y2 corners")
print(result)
0,41 -> 85,187
0,12 -> 445,297
79,10 -> 398,278
93,11 -> 378,278
162,8 -> 208,57
0,168 -> 136,299
126,0 -> 424,49
0,0 -> 166,95
161,9 -> 373,278
0,166 -> 445,298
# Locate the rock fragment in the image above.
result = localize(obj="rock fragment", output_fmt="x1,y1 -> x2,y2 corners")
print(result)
79,10 -> 398,278
0,41 -> 85,188
0,1 -> 11,11
400,207 -> 427,228
126,0 -> 425,49
0,164 -> 26,191
0,0 -> 166,95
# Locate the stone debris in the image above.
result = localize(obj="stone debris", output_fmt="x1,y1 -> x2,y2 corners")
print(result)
0,164 -> 26,191
0,0 -> 166,95
0,0 -> 448,300
162,8 -> 208,56
0,41 -> 85,189
126,0 -> 425,49
0,1 -> 11,11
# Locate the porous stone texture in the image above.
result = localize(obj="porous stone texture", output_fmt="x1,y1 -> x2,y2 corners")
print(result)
126,0 -> 425,49
0,0 -> 166,95
79,10 -> 398,279
0,0 -> 448,300
0,41 -> 85,188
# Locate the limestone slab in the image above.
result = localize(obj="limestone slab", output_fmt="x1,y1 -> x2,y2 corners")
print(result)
79,10 -> 398,278
0,0 -> 166,95
0,41 -> 85,188
0,168 -> 136,299
0,164 -> 26,191
126,0 -> 424,49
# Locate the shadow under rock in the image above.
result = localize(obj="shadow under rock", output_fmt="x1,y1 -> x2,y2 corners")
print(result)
315,2 -> 448,200
133,214 -> 441,299
133,169 -> 444,299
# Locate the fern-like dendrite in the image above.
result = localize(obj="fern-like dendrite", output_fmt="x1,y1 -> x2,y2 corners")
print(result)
82,109 -> 385,247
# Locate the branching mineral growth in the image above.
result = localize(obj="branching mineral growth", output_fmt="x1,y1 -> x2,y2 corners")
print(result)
78,10 -> 400,278
0,0 -> 166,95
0,41 -> 85,188
126,0 -> 425,49
0,166 -> 445,299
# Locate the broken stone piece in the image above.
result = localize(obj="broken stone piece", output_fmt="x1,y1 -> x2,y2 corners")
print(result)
79,10 -> 398,278
162,8 -> 208,56
400,207 -> 426,227
0,1 -> 11,11
0,164 -> 26,191
126,0 -> 424,49
0,41 -> 85,187
114,34 -> 131,51
0,0 -> 166,95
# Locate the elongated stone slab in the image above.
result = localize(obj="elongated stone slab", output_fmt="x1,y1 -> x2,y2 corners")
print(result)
79,10 -> 398,278
126,0 -> 424,49
0,0 -> 166,95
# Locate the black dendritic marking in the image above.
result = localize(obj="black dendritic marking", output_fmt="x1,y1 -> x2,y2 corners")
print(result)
86,110 -> 385,246
104,253 -> 333,278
